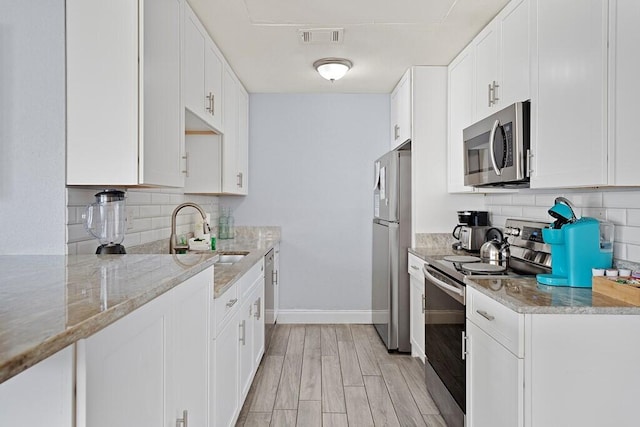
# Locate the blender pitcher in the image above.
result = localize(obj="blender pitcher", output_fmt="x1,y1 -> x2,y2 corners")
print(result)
84,190 -> 127,254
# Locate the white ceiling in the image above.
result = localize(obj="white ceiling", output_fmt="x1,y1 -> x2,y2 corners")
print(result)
187,0 -> 510,93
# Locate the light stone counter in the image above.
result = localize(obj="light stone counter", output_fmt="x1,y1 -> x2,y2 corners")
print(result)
410,247 -> 640,315
0,229 -> 280,385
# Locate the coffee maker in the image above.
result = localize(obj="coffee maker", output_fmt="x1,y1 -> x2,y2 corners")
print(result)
452,210 -> 490,251
84,190 -> 127,254
536,197 -> 613,287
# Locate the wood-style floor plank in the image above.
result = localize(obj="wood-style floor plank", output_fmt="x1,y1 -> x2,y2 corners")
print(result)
334,324 -> 353,342
338,341 -> 364,387
321,355 -> 346,413
250,356 -> 284,412
423,414 -> 447,427
300,352 -> 322,401
286,325 -> 306,355
297,401 -> 322,427
379,362 -> 427,426
243,412 -> 271,427
321,325 -> 338,356
397,357 -> 440,415
274,353 -> 303,409
322,413 -> 348,427
344,386 -> 374,427
271,410 -> 297,427
268,324 -> 291,356
350,325 -> 381,376
363,375 -> 401,427
304,325 -> 322,353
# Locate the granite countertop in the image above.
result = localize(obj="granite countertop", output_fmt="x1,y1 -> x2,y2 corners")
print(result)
0,235 -> 279,385
410,247 -> 640,315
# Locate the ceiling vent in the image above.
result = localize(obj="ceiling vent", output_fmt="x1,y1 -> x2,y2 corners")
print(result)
298,28 -> 343,44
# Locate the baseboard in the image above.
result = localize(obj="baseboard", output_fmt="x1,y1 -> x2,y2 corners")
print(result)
277,310 -> 373,324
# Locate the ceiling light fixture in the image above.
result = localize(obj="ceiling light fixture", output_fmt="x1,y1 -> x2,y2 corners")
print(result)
313,58 -> 352,82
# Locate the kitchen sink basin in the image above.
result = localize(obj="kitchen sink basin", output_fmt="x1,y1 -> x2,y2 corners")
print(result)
215,252 -> 249,265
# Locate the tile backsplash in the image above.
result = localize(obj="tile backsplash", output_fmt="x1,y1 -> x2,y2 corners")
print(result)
67,187 -> 220,255
485,187 -> 640,263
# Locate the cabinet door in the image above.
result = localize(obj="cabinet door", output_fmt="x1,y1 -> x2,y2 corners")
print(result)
409,275 -> 425,362
499,0 -> 531,108
609,0 -> 640,186
474,22 -> 500,120
183,5 -> 206,122
448,47 -> 476,193
390,70 -> 411,149
0,346 -> 74,427
183,133 -> 223,193
238,296 -> 255,402
530,0 -> 608,188
236,86 -> 249,195
213,312 -> 240,427
222,69 -> 240,194
140,0 -> 182,187
76,294 -> 169,427
466,320 -> 523,427
168,269 -> 211,427
204,43 -> 223,131
251,277 -> 265,368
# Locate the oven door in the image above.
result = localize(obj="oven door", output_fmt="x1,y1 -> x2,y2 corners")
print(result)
423,265 -> 466,427
463,101 -> 529,187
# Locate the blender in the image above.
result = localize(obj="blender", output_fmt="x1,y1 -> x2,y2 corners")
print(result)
84,190 -> 127,254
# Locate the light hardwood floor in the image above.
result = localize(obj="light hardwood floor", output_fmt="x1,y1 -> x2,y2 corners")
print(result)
236,324 -> 447,427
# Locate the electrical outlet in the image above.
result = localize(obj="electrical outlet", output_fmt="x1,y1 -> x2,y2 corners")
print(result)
126,208 -> 135,231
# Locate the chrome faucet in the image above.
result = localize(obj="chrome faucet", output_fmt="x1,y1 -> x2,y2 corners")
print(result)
169,202 -> 211,254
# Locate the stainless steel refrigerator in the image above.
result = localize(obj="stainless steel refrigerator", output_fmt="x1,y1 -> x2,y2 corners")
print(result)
372,149 -> 411,352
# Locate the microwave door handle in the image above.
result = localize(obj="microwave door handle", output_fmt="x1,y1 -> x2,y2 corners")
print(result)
489,119 -> 502,176
423,266 -> 465,300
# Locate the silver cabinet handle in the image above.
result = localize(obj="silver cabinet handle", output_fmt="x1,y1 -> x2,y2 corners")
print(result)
492,80 -> 500,104
461,331 -> 468,360
410,265 -> 419,270
181,152 -> 189,177
421,294 -> 425,314
254,297 -> 261,320
226,298 -> 238,308
206,92 -> 214,115
526,148 -> 533,177
273,270 -> 278,285
237,172 -> 243,188
488,119 -> 502,176
476,309 -> 495,321
488,83 -> 493,107
176,410 -> 188,427
239,320 -> 246,345
394,124 -> 399,140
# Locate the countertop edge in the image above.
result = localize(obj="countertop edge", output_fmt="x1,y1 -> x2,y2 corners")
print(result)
0,258 -> 216,385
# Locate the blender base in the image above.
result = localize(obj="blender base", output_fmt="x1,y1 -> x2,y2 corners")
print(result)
96,244 -> 126,254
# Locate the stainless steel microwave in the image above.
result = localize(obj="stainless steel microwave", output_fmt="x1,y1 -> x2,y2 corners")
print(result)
463,101 -> 530,187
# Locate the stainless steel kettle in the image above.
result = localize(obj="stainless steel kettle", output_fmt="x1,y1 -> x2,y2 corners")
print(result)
480,228 -> 510,266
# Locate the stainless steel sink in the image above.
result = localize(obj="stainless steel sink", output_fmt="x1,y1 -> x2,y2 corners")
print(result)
215,252 -> 249,265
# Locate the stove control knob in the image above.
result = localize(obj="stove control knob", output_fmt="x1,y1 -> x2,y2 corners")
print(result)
504,227 -> 521,237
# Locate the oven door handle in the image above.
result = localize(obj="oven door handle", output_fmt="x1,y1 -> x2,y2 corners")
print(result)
423,266 -> 465,301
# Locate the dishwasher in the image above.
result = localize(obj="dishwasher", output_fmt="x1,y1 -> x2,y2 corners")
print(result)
264,248 -> 276,351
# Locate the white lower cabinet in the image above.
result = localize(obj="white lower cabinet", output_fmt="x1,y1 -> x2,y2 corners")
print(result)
0,346 -> 74,427
211,258 -> 265,426
408,253 -> 425,362
76,267 -> 212,427
466,286 -> 640,427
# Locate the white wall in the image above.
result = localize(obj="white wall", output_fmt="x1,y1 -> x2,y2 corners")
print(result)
486,188 -> 640,263
0,1 -> 66,254
223,94 -> 389,314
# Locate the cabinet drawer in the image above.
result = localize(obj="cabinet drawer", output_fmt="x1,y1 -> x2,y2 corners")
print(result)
214,283 -> 238,334
466,287 -> 523,357
239,260 -> 264,299
408,253 -> 425,280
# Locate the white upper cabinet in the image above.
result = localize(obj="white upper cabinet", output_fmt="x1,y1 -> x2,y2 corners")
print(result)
67,0 -> 183,187
530,0 -> 608,188
222,69 -> 240,194
183,2 -> 223,132
608,0 -> 640,186
390,70 -> 412,149
474,0 -> 530,121
448,45 -> 476,193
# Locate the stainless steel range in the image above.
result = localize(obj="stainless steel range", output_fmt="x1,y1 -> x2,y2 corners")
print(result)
422,218 -> 551,427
